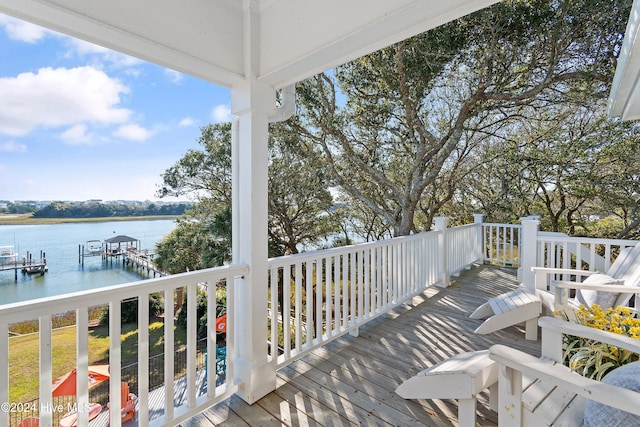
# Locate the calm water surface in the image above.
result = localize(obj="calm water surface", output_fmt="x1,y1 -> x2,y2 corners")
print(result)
0,219 -> 176,305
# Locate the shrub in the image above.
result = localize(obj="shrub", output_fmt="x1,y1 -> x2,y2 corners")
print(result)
99,293 -> 164,325
176,284 -> 227,339
559,304 -> 640,380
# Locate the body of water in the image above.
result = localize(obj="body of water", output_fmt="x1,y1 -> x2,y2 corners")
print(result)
0,219 -> 177,305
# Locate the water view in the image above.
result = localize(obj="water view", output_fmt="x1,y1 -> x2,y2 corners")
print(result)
0,219 -> 176,305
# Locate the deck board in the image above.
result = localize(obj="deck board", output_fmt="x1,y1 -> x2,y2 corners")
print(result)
185,265 -> 539,426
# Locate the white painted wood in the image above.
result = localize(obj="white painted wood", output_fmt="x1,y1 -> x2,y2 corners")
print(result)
342,253 -> 348,327
75,308 -> 89,427
0,320 -> 7,427
0,265 -> 247,427
269,267 -> 278,361
335,254 -> 342,330
609,0 -> 640,120
39,315 -> 53,426
520,217 -> 541,291
109,299 -> 122,426
187,284 -> 197,408
457,398 -> 477,427
283,263 -> 291,359
472,287 -> 541,340
474,238 -> 640,339
434,217 -> 449,288
231,78 -> 276,403
163,288 -> 174,422
469,301 -> 494,319
315,258 -> 323,343
497,364 -> 522,427
533,243 -> 640,317
225,271 -> 236,396
0,1 -> 500,90
294,262 -> 302,351
138,293 -> 150,426
305,260 -> 313,348
396,350 -> 497,427
491,316 -> 640,426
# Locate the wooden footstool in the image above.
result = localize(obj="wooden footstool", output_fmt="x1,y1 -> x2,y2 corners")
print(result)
396,350 -> 498,427
470,287 -> 542,340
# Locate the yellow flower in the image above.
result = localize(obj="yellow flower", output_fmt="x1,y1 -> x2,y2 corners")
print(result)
558,304 -> 640,380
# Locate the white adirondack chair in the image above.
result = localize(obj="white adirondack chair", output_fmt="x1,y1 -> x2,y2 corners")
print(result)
489,316 -> 640,426
533,243 -> 640,320
470,243 -> 640,340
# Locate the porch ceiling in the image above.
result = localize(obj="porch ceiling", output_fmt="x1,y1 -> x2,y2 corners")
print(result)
609,0 -> 640,120
0,0 -> 499,89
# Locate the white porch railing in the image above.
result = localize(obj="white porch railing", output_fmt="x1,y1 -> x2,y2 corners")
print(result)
482,222 -> 521,267
518,216 -> 640,288
267,230 -> 443,369
536,233 -> 638,279
1,215 -> 638,426
0,264 -> 246,427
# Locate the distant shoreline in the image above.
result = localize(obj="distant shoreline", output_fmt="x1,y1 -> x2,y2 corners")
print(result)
0,213 -> 179,226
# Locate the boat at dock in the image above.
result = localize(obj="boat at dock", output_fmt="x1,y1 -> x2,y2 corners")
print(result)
22,264 -> 48,275
85,239 -> 104,254
0,246 -> 18,264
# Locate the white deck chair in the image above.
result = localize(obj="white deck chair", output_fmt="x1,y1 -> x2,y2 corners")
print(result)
489,316 -> 640,426
470,243 -> 640,340
533,243 -> 640,320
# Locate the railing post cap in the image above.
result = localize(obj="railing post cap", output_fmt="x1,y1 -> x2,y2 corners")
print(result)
520,215 -> 540,223
433,217 -> 449,230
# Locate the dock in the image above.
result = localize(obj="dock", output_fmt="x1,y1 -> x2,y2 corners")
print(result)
123,248 -> 166,277
79,235 -> 166,277
0,251 -> 48,281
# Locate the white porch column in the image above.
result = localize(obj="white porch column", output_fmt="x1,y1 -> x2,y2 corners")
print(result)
434,217 -> 449,288
231,79 -> 276,403
519,216 -> 540,290
473,214 -> 484,264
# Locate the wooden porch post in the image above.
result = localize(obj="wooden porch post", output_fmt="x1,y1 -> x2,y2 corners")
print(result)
231,79 -> 276,403
519,216 -> 540,291
434,217 -> 449,288
474,213 -> 484,264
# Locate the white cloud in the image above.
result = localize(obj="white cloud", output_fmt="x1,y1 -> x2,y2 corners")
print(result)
179,117 -> 196,127
165,69 -> 183,84
0,15 -> 51,43
0,141 -> 27,153
0,66 -> 131,136
212,104 -> 231,123
113,123 -> 153,142
60,124 -> 95,145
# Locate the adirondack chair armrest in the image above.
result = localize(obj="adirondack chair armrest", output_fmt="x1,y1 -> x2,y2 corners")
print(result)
552,282 -> 640,312
539,316 -> 640,356
553,282 -> 637,293
531,267 -> 595,291
531,267 -> 596,276
489,344 -> 640,418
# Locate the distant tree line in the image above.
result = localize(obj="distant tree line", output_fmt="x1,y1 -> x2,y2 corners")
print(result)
31,201 -> 191,218
0,202 -> 36,214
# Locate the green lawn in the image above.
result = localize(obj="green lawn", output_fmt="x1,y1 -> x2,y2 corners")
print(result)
9,320 -> 186,403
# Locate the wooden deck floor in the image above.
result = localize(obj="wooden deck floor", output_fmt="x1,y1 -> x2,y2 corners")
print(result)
181,264 -> 541,427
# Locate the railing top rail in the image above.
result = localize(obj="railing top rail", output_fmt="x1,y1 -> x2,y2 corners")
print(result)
0,263 -> 248,321
267,229 -> 442,267
482,223 -> 523,228
448,223 -> 480,231
536,235 -> 638,246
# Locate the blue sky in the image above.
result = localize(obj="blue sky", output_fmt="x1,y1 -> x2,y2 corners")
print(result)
0,14 -> 232,202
